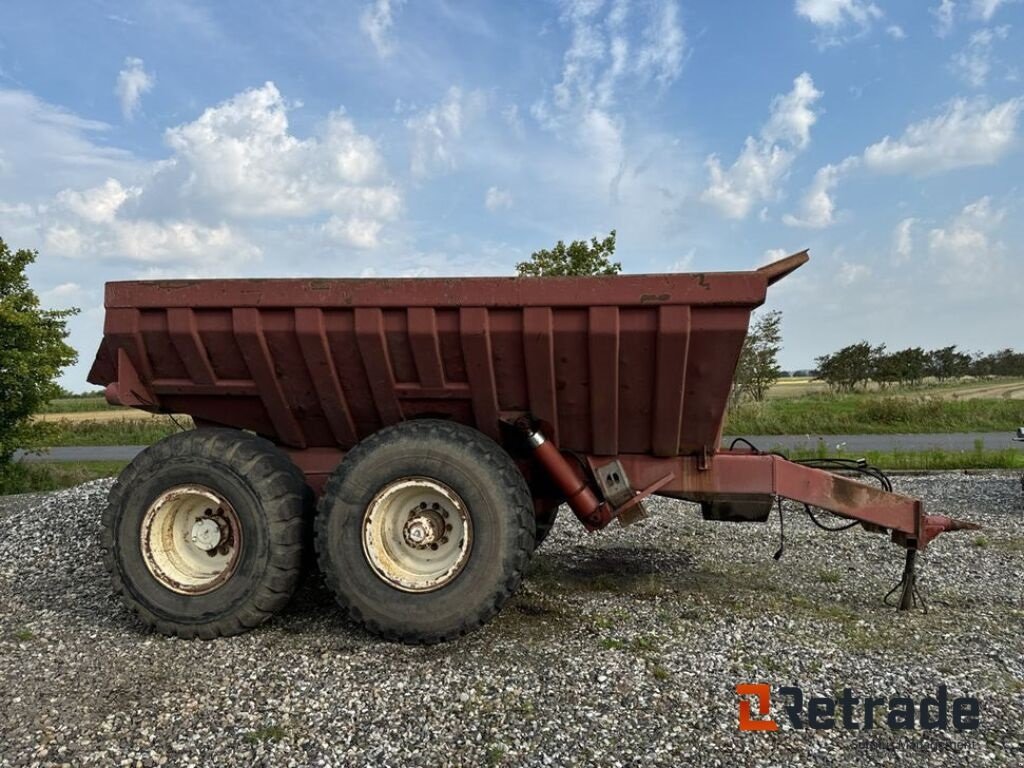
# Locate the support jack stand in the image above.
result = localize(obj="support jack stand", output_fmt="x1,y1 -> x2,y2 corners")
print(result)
885,548 -> 927,613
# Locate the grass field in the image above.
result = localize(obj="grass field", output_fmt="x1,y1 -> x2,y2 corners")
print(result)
725,393 -> 1024,434
39,416 -> 188,446
39,396 -> 118,414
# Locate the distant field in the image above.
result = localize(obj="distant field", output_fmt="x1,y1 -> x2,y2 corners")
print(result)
39,396 -> 118,414
38,416 -> 188,446
768,376 -> 1024,401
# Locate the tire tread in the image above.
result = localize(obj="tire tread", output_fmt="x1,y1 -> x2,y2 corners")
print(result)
314,419 -> 534,644
102,428 -> 309,639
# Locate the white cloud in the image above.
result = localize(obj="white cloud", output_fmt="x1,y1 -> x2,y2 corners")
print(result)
115,57 -> 155,120
928,196 -> 1006,283
702,73 -> 822,219
931,0 -> 956,37
41,282 -> 84,305
110,220 -> 259,268
971,0 -> 1018,20
862,97 -> 1023,174
159,82 -> 400,225
837,261 -> 871,285
795,0 -> 883,45
56,178 -> 136,223
635,0 -> 686,88
783,156 -> 859,229
16,81 -> 401,274
762,73 -> 823,150
406,86 -> 484,178
360,0 -> 404,57
531,0 -> 685,190
484,186 -> 513,211
43,184 -> 261,270
501,104 -> 524,138
666,248 -> 696,272
951,26 -> 1009,88
543,0 -> 685,114
323,216 -> 383,249
886,25 -> 906,39
795,0 -> 881,27
893,217 -> 916,261
928,196 -> 1004,254
0,89 -> 137,199
0,201 -> 33,217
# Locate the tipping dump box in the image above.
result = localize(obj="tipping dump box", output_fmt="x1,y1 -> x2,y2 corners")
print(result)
87,251 -> 976,643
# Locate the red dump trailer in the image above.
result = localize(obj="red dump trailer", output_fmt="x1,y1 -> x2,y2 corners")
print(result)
87,251 -> 974,643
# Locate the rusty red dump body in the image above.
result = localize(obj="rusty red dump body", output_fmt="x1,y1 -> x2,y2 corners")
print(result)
89,256 -> 796,463
88,251 -> 972,606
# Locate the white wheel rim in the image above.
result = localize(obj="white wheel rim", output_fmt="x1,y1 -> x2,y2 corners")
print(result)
362,477 -> 472,593
140,485 -> 243,595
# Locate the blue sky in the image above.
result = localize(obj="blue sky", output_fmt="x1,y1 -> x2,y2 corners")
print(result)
0,0 -> 1021,389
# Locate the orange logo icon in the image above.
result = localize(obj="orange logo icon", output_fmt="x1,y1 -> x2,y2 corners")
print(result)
736,683 -> 779,731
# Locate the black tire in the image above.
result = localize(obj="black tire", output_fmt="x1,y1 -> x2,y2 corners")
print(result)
315,419 -> 534,643
103,428 -> 308,639
534,506 -> 559,548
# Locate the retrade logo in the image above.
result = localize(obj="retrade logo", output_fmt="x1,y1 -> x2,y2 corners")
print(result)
736,684 -> 980,732
736,683 -> 778,731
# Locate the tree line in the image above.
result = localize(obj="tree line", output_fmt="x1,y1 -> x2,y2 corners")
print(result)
814,343 -> 1024,392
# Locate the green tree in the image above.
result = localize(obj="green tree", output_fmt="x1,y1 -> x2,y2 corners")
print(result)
731,310 -> 783,405
883,347 -> 929,387
516,230 -> 621,276
0,238 -> 79,465
926,346 -> 971,381
815,341 -> 878,392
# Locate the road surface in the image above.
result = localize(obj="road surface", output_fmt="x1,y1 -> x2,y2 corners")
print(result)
12,432 -> 1023,463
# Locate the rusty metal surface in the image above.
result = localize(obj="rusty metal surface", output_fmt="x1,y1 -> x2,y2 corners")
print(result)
89,252 -> 809,456
589,452 -> 930,543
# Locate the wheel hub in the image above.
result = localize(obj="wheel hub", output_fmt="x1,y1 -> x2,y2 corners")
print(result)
140,485 -> 242,595
403,508 -> 448,549
190,517 -> 224,551
362,477 -> 472,592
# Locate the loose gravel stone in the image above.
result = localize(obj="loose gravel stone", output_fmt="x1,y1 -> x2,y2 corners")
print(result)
1,472 -> 1022,766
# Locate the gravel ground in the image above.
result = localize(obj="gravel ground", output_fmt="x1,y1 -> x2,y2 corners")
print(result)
1,473 -> 1022,767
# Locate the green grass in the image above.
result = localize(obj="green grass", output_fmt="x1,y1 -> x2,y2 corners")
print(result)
485,745 -> 507,765
727,394 -> 1023,435
42,418 -> 186,446
0,461 -> 129,495
781,445 -> 1024,470
39,396 -> 119,414
649,663 -> 671,681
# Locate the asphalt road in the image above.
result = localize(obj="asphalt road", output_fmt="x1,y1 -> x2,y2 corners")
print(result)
12,432 -> 1024,463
